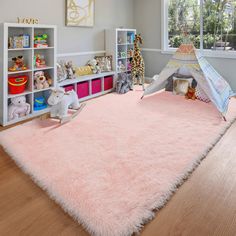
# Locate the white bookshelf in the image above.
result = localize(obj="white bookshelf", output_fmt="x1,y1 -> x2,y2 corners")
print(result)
105,28 -> 136,76
0,23 -> 57,126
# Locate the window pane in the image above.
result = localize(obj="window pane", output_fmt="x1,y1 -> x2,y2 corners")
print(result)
168,0 -> 200,49
203,0 -> 236,51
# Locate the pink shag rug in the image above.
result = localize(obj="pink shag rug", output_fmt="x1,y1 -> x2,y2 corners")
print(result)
1,91 -> 236,236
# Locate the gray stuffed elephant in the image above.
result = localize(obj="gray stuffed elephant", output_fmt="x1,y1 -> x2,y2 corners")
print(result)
116,73 -> 132,94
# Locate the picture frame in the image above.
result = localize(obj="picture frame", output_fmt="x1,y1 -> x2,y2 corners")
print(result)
95,56 -> 113,72
66,0 -> 95,27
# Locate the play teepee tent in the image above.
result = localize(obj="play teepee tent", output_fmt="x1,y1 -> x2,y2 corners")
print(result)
143,43 -> 235,116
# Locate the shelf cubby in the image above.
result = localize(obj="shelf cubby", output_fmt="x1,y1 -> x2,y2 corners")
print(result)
7,93 -> 33,122
8,71 -> 33,97
34,28 -> 54,48
8,26 -> 32,49
8,49 -> 33,72
33,90 -> 51,113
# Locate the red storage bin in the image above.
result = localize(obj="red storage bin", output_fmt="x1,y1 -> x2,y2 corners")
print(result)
77,81 -> 89,98
92,79 -> 102,94
64,85 -> 74,92
104,76 -> 114,91
8,75 -> 28,94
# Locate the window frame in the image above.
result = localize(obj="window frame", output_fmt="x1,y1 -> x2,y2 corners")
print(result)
161,0 -> 236,59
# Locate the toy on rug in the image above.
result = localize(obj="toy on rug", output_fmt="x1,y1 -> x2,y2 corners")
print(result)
8,95 -> 31,121
131,34 -> 145,90
48,87 -> 85,124
65,61 -> 76,80
34,54 -> 47,68
34,71 -> 50,90
8,56 -> 28,72
87,59 -> 101,74
116,73 -> 133,94
34,97 -> 48,111
185,87 -> 196,100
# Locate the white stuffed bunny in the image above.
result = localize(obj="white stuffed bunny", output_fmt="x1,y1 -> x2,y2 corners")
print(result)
8,96 -> 31,121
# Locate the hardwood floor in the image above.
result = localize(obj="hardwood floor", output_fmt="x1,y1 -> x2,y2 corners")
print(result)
0,121 -> 236,236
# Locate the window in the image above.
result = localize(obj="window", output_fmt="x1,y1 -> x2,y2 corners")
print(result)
166,0 -> 236,54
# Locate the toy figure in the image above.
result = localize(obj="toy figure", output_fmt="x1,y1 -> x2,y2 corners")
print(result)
34,54 -> 47,68
8,56 -> 28,72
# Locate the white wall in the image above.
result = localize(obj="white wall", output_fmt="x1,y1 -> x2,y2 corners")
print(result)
0,0 -> 134,54
134,0 -> 236,91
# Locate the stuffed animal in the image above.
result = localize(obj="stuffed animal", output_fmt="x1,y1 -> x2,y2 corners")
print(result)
8,96 -> 31,121
57,61 -> 67,82
47,87 -> 80,119
34,71 -> 50,90
65,61 -> 76,80
116,73 -> 133,94
87,59 -> 101,74
8,56 -> 28,72
185,87 -> 196,100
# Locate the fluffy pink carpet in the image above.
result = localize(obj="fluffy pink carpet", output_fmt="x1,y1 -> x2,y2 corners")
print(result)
1,91 -> 236,236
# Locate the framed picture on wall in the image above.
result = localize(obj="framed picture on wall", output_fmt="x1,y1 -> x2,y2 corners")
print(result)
66,0 -> 95,27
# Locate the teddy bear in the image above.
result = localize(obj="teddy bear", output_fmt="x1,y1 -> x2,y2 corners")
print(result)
87,59 -> 101,74
8,96 -> 31,121
185,87 -> 196,100
34,71 -> 50,90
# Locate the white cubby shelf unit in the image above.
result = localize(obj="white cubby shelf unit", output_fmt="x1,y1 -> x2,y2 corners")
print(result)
59,71 -> 115,103
0,23 -> 57,126
106,28 -> 136,76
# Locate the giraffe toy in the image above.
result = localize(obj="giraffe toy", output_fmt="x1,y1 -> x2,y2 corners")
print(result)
131,34 -> 145,90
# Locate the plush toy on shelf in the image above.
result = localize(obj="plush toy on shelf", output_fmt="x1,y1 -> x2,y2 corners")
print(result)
57,61 -> 67,83
8,95 -> 31,121
65,61 -> 76,80
87,59 -> 101,74
8,56 -> 28,72
34,54 -> 47,68
118,61 -> 126,72
34,71 -> 50,90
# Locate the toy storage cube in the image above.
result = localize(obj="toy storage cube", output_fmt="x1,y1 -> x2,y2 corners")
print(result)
77,81 -> 89,98
92,79 -> 102,94
104,76 -> 113,91
64,85 -> 74,92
